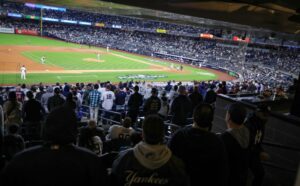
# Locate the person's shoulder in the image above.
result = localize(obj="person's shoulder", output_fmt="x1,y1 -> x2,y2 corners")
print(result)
12,145 -> 44,160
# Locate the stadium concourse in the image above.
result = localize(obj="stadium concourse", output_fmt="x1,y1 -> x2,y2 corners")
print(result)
0,1 -> 300,186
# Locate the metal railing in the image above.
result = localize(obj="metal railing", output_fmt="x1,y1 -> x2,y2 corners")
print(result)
80,105 -> 123,126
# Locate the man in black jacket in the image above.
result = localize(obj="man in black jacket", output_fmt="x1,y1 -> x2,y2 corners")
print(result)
143,88 -> 161,116
127,85 -> 143,123
47,87 -> 65,112
170,86 -> 192,126
221,103 -> 250,186
245,104 -> 270,186
169,103 -> 228,186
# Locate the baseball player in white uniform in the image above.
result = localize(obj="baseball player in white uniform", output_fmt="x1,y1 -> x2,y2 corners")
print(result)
20,65 -> 26,80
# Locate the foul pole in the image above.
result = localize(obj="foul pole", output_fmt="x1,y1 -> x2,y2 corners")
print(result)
40,8 -> 43,37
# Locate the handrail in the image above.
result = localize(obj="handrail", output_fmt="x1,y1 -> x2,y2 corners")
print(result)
80,105 -> 123,126
262,162 -> 297,173
262,141 -> 300,152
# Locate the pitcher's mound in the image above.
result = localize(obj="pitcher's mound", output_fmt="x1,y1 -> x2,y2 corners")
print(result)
83,58 -> 105,63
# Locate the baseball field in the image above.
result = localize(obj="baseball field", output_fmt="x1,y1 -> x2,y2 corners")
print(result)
0,33 -> 235,85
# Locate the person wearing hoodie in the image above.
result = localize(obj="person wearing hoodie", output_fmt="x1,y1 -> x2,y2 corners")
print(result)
111,115 -> 189,186
245,104 -> 270,186
221,103 -> 250,186
168,103 -> 228,186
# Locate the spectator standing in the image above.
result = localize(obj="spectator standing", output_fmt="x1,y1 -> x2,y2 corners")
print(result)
127,86 -> 143,124
245,105 -> 271,186
101,85 -> 115,124
41,86 -> 53,114
170,86 -> 192,126
114,88 -> 127,111
188,85 -> 203,113
220,103 -> 250,186
22,91 -> 44,123
3,91 -> 22,127
111,115 -> 189,186
88,84 -> 101,122
168,103 -> 228,186
35,86 -> 45,103
143,88 -> 161,116
47,87 -> 65,112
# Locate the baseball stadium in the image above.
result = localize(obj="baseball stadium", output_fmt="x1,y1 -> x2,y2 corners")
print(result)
0,1 -> 300,186
0,33 -> 235,84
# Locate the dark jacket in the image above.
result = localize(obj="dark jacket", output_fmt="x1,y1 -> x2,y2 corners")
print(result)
245,112 -> 266,154
47,95 -> 65,112
220,127 -> 250,186
143,96 -> 161,116
1,144 -> 107,186
168,126 -> 228,186
170,95 -> 192,126
127,92 -> 143,111
188,92 -> 203,112
111,142 -> 189,186
22,99 -> 44,122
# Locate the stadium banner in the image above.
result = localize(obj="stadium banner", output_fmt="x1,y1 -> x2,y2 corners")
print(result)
0,27 -> 14,34
43,17 -> 59,22
156,29 -> 167,34
79,21 -> 92,26
200,33 -> 214,39
7,13 -> 22,18
233,36 -> 250,43
25,3 -> 66,12
15,29 -> 38,36
95,23 -> 105,27
61,19 -> 77,24
112,25 -> 122,29
25,15 -> 40,20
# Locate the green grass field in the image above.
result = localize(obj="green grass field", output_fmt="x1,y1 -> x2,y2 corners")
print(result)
0,33 -> 219,85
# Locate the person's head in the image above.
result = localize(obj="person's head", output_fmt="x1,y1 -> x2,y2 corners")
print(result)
46,86 -> 53,93
142,115 -> 165,145
88,119 -> 97,129
54,87 -> 60,95
193,103 -> 214,129
26,91 -> 34,100
178,85 -> 186,95
225,103 -> 247,128
151,88 -> 158,96
39,86 -> 44,92
8,91 -> 17,101
174,85 -> 178,91
134,85 -> 139,92
106,84 -> 111,91
43,106 -> 78,145
122,117 -> 132,128
8,124 -> 19,134
94,84 -> 99,90
193,86 -> 199,93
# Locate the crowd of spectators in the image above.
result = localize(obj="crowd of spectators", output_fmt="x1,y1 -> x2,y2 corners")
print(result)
0,79 -> 279,185
1,17 -> 298,89
2,1 -> 299,46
